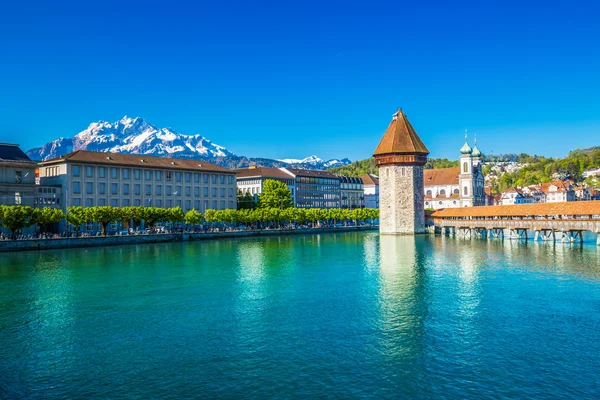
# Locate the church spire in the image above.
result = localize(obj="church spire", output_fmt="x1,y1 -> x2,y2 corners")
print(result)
460,129 -> 472,155
472,133 -> 482,157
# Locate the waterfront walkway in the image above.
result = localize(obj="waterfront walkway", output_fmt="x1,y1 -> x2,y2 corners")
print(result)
431,201 -> 600,244
0,225 -> 378,253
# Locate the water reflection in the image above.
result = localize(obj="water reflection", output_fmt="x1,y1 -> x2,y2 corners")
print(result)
376,235 -> 429,390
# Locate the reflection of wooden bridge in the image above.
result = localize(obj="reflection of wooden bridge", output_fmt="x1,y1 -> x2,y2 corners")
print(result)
430,201 -> 600,245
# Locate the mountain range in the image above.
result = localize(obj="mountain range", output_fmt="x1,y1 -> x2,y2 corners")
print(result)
26,116 -> 352,170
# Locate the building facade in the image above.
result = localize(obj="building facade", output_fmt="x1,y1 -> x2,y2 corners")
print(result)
361,174 -> 379,209
0,143 -> 38,207
235,167 -> 342,209
235,167 -> 297,203
374,109 -> 429,234
38,150 -> 237,214
338,176 -> 364,209
423,139 -> 486,210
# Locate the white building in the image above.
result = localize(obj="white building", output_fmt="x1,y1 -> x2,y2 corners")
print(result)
499,188 -> 534,205
235,167 -> 342,208
38,150 -> 237,214
423,139 -> 486,210
540,180 -> 575,203
360,174 -> 379,208
583,167 -> 600,179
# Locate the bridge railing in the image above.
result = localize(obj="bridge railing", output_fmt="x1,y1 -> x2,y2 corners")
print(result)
433,218 -> 600,232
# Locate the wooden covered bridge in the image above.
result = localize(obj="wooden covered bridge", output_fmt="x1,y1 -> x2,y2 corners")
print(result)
430,201 -> 600,245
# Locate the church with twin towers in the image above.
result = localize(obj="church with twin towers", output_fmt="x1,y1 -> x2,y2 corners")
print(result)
374,109 -> 486,234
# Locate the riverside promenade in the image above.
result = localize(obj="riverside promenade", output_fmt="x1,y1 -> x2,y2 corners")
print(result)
0,225 -> 378,253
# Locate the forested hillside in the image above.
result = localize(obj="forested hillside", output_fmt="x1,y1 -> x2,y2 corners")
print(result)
488,147 -> 600,191
328,157 -> 460,177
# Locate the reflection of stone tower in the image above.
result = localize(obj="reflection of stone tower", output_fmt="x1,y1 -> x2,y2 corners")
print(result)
374,109 -> 429,234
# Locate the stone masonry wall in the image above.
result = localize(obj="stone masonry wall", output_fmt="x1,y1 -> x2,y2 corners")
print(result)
379,165 -> 425,234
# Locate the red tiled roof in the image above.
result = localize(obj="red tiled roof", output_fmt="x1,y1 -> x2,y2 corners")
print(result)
360,173 -> 379,186
432,200 -> 600,218
424,167 -> 460,186
373,109 -> 429,156
40,150 -> 231,173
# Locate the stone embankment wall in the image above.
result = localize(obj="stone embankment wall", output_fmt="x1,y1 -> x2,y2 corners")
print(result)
0,226 -> 378,253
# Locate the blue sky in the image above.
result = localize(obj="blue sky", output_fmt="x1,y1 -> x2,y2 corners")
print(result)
1,0 -> 599,161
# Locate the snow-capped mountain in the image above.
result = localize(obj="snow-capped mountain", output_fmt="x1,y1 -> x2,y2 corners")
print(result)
26,116 -> 352,170
279,155 -> 351,169
28,116 -> 233,162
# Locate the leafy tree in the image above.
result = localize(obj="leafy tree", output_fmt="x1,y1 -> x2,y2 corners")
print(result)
168,207 -> 185,224
259,179 -> 293,209
66,206 -> 90,236
120,206 -> 141,229
184,209 -> 203,226
89,206 -> 121,235
0,205 -> 35,240
237,189 -> 257,210
33,207 -> 65,233
204,209 -> 218,223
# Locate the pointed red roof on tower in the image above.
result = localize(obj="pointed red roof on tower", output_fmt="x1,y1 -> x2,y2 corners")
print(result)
373,109 -> 429,156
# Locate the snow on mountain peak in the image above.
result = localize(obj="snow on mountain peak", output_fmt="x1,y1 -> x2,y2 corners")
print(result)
25,116 -> 353,170
27,116 -> 234,161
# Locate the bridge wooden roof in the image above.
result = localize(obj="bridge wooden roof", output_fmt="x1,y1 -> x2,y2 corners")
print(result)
432,201 -> 600,218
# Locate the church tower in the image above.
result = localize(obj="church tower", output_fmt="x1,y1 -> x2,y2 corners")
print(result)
459,134 -> 474,207
374,109 -> 429,234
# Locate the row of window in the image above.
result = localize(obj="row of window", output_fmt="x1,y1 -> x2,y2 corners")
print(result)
38,187 -> 59,194
296,184 -> 340,192
340,184 -> 363,190
426,188 -> 460,196
35,197 -> 60,205
296,201 -> 340,208
70,198 -> 234,210
296,177 -> 339,185
72,182 -> 235,197
71,165 -> 234,185
297,193 -> 340,200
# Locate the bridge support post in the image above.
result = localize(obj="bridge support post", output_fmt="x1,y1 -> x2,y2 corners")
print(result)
534,230 -> 539,241
510,228 -> 528,241
489,228 -> 504,240
539,229 -> 554,242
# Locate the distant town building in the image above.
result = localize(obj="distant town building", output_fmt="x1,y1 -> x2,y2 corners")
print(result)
499,188 -> 534,205
235,167 -> 342,208
540,180 -> 575,202
423,139 -> 485,210
361,174 -> 379,208
338,176 -> 364,209
235,167 -> 296,203
0,143 -> 38,207
38,150 -> 237,215
583,167 -> 600,179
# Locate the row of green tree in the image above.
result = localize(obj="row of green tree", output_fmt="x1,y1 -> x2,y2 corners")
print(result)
0,205 -> 379,240
328,157 -> 460,177
0,205 -> 65,240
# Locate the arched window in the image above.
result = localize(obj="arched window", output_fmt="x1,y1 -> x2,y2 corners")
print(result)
426,190 -> 432,196
440,189 -> 446,196
463,186 -> 468,196
463,162 -> 468,173
454,188 -> 459,194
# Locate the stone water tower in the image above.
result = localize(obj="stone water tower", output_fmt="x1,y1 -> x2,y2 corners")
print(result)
373,109 -> 429,234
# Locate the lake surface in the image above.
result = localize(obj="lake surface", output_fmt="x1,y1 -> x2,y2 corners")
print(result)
1,232 -> 600,399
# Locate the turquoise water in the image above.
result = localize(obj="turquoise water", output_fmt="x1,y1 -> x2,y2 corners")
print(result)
1,232 -> 600,398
